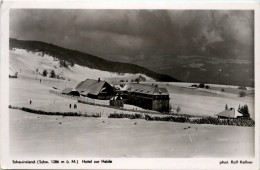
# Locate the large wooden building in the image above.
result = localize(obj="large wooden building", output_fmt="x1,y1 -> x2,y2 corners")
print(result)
75,78 -> 115,100
126,83 -> 170,112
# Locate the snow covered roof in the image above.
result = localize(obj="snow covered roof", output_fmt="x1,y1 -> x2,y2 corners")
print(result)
75,78 -> 112,96
115,84 -> 130,91
110,96 -> 123,100
127,83 -> 168,95
216,108 -> 235,118
61,87 -> 73,94
235,110 -> 244,117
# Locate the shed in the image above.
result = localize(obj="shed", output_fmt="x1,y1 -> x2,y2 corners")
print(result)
216,108 -> 235,119
61,88 -> 80,96
110,95 -> 124,108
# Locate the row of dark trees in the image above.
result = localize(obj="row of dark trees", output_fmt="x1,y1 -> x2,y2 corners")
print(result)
191,83 -> 210,89
199,83 -> 210,89
238,104 -> 250,118
120,75 -> 147,83
225,104 -> 250,118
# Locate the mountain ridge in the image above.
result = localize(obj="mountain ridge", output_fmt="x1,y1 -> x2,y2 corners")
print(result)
9,38 -> 180,82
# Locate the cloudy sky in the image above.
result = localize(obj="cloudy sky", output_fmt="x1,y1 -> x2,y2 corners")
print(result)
10,9 -> 254,85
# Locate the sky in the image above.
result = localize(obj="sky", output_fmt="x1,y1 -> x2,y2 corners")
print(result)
10,9 -> 254,85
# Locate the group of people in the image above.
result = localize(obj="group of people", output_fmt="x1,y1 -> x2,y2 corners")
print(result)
69,104 -> 77,109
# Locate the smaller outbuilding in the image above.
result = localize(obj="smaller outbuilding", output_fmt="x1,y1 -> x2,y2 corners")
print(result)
110,95 -> 124,108
9,72 -> 18,78
61,88 -> 80,96
216,108 -> 235,119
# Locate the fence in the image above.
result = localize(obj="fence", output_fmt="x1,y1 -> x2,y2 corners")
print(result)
49,89 -> 109,105
78,97 -> 109,106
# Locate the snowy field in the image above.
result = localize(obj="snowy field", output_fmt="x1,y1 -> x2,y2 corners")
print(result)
145,81 -> 255,90
170,93 -> 255,119
10,109 -> 254,158
142,82 -> 255,119
8,76 -> 255,158
9,78 -> 147,116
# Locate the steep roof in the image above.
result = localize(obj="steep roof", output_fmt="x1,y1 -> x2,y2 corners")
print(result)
75,79 -> 108,96
61,87 -> 73,94
127,83 -> 168,95
216,108 -> 235,118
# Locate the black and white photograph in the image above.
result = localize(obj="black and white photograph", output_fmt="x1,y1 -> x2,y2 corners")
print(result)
1,1 -> 259,169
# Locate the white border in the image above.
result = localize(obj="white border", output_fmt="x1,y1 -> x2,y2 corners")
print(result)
1,1 -> 259,169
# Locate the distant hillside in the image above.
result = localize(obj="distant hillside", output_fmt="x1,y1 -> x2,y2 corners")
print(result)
10,38 -> 180,82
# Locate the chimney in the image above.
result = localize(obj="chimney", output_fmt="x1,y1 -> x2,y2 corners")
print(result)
98,78 -> 100,82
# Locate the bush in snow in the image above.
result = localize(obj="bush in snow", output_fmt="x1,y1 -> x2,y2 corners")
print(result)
139,75 -> 146,82
238,86 -> 247,90
176,106 -> 181,113
198,83 -> 205,88
50,70 -> 56,78
239,91 -> 246,97
59,60 -> 68,68
43,69 -> 48,77
70,60 -> 75,67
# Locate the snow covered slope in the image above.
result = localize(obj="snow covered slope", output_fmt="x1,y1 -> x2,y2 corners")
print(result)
9,49 -> 154,83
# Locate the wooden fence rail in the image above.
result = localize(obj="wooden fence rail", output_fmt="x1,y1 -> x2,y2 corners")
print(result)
49,89 -> 110,105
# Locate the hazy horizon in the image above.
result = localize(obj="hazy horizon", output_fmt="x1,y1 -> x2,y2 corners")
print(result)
10,9 -> 254,86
